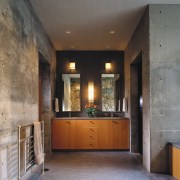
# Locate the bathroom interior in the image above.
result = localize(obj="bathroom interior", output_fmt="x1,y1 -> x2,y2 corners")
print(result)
0,0 -> 180,179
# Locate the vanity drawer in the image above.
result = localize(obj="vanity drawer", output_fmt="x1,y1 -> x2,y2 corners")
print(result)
83,120 -> 98,127
82,127 -> 98,137
82,127 -> 98,149
82,139 -> 98,149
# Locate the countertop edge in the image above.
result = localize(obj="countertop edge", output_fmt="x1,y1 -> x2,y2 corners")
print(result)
168,142 -> 180,149
52,117 -> 129,120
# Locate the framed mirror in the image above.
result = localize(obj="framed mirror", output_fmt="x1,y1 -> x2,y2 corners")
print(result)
62,74 -> 81,111
101,74 -> 120,112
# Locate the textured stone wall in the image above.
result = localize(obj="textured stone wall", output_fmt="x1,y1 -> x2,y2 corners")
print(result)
149,5 -> 180,173
124,7 -> 150,171
0,0 -> 56,179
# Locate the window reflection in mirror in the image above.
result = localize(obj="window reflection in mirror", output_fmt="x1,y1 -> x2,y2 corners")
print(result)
101,74 -> 120,112
62,74 -> 81,111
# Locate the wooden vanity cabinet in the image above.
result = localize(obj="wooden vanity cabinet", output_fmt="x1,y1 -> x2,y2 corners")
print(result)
109,120 -> 129,149
98,120 -> 129,149
52,118 -> 129,150
52,120 -> 80,149
169,145 -> 180,179
82,120 -> 99,149
98,120 -> 110,149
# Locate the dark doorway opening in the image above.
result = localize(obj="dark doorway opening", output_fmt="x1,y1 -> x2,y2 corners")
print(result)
38,53 -> 50,121
137,61 -> 143,154
130,52 -> 143,154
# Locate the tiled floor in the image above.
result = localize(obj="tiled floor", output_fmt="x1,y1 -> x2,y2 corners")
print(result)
25,152 -> 175,180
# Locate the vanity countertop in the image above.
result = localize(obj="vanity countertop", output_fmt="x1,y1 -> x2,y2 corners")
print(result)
52,117 -> 129,120
169,142 -> 180,149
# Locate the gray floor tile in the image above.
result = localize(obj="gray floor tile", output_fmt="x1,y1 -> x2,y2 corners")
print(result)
23,152 -> 175,180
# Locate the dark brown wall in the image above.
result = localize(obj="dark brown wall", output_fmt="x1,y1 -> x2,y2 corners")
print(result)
56,51 -> 124,117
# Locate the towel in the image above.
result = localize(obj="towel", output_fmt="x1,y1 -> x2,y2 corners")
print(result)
55,98 -> 59,112
33,121 -> 44,165
122,98 -> 128,112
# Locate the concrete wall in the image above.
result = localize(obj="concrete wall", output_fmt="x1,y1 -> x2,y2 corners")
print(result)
125,4 -> 180,173
124,7 -> 150,171
0,0 -> 56,179
149,5 -> 180,173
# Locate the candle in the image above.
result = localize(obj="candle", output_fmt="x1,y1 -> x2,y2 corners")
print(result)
118,100 -> 121,111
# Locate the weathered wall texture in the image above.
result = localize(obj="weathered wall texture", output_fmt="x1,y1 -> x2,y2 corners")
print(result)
0,0 -> 56,179
149,5 -> 180,173
124,7 -> 150,171
125,4 -> 180,173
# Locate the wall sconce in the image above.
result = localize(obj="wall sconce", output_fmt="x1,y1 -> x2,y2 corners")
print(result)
105,63 -> 111,71
70,62 -> 76,70
88,82 -> 94,103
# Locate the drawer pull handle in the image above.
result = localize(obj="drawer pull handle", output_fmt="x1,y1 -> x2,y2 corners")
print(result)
90,121 -> 94,124
112,121 -> 118,124
90,136 -> 94,139
90,128 -> 94,132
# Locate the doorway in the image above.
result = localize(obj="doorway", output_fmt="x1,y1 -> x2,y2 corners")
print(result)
38,53 -> 50,120
130,53 -> 143,154
38,53 -> 51,152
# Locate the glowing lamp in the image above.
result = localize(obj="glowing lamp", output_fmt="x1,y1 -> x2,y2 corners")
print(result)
88,82 -> 94,103
70,62 -> 76,70
105,63 -> 111,71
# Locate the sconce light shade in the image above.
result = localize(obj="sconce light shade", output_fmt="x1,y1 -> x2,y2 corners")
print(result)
105,63 -> 111,71
70,62 -> 76,70
88,82 -> 94,103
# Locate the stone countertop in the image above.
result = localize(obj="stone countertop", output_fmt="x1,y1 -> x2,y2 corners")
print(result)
168,142 -> 180,149
53,117 -> 129,120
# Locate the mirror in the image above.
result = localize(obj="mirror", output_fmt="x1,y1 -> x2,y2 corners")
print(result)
101,74 -> 120,112
62,74 -> 81,111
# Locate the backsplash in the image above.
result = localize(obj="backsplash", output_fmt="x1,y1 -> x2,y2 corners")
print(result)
56,51 -> 124,117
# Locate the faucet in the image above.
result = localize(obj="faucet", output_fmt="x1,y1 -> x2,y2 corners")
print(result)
69,112 -> 71,117
111,112 -> 113,117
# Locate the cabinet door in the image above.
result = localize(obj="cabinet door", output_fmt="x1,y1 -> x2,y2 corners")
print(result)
111,120 -> 119,149
53,120 -> 77,149
72,120 -> 83,149
109,120 -> 129,149
120,120 -> 129,149
69,120 -> 76,149
99,120 -> 110,149
52,120 -> 70,149
171,146 -> 180,179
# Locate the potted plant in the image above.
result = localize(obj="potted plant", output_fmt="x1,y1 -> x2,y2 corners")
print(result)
85,103 -> 97,117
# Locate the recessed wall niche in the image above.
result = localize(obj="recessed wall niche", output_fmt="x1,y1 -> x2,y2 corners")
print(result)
56,51 -> 124,117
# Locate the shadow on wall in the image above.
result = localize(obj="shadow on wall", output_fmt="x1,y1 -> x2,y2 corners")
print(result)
151,144 -> 169,173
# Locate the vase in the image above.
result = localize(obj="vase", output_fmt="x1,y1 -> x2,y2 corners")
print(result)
87,111 -> 95,118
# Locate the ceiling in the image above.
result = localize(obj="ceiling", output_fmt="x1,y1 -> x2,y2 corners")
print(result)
29,0 -> 180,50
